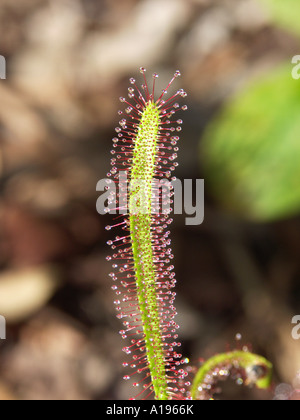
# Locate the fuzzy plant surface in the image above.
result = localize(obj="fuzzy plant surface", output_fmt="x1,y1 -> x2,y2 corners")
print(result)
190,350 -> 273,400
105,68 -> 273,400
106,68 -> 188,400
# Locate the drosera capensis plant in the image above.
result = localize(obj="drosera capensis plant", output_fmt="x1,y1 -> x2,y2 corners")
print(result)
106,67 -> 188,400
190,350 -> 273,400
105,68 -> 273,400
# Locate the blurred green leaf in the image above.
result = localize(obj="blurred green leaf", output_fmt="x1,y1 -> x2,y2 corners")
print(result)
201,64 -> 300,222
260,0 -> 300,37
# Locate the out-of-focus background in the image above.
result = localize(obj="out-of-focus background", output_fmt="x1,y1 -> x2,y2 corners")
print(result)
0,0 -> 300,400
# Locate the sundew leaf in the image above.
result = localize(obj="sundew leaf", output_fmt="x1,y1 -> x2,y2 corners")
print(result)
259,0 -> 300,37
201,63 -> 300,222
106,69 -> 189,400
190,350 -> 272,400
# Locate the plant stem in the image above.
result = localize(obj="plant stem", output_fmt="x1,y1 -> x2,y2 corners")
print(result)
129,101 -> 169,400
